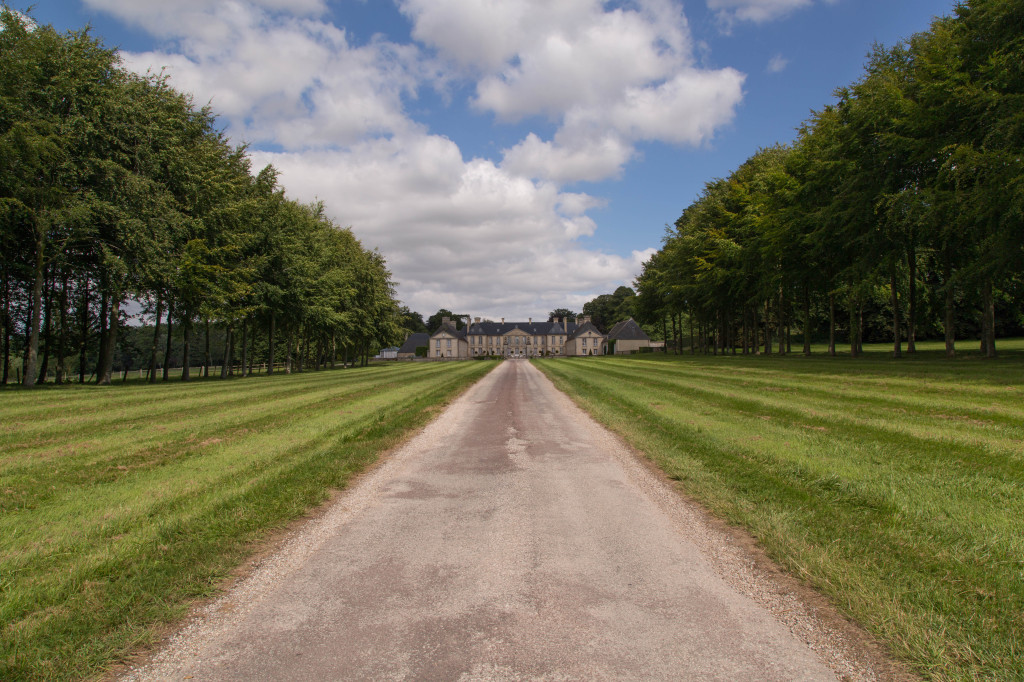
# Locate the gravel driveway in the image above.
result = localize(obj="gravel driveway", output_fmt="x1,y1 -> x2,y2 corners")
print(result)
124,359 -> 885,681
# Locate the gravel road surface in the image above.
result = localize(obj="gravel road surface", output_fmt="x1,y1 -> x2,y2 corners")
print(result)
125,360 -> 879,681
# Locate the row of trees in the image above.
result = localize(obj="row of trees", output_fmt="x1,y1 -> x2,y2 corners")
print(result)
1,9 -> 402,387
635,0 -> 1022,357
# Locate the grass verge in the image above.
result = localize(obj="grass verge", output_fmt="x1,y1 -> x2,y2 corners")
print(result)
533,341 -> 1024,681
0,360 -> 496,680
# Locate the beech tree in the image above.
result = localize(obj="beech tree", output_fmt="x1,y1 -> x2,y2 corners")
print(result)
634,0 -> 1023,356
0,9 -> 403,386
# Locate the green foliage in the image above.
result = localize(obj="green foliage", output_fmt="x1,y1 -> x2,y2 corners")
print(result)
581,286 -> 635,332
635,0 -> 1024,359
426,309 -> 466,332
0,8 -> 403,387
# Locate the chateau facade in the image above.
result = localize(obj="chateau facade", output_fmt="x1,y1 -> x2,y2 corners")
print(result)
430,316 -> 607,359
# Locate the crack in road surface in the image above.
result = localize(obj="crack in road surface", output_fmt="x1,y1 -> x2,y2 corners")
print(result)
124,360 -> 883,681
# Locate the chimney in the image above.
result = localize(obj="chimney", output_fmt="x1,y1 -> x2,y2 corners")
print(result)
501,317 -> 505,324
529,317 -> 532,324
441,316 -> 451,328
475,317 -> 481,324
583,315 -> 592,324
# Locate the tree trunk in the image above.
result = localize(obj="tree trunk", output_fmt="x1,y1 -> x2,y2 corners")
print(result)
222,322 -> 234,378
204,317 -> 211,377
96,296 -> 119,385
943,257 -> 955,358
285,327 -> 293,373
181,314 -> 192,381
37,269 -> 53,384
78,278 -> 90,384
828,293 -> 836,357
907,244 -> 917,354
94,289 -> 109,382
221,322 -> 233,378
857,299 -> 864,356
982,278 -> 997,358
891,265 -> 902,358
148,296 -> 163,383
240,317 -> 248,378
268,311 -> 276,374
330,332 -> 336,368
764,300 -> 772,355
752,304 -> 760,355
1,263 -> 10,385
849,292 -> 859,358
55,270 -> 69,384
802,284 -> 811,356
741,309 -> 748,355
248,317 -> 255,376
661,315 -> 668,353
162,300 -> 174,380
777,285 -> 785,355
23,236 -> 45,388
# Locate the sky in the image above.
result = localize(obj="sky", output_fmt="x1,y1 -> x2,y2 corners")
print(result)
36,0 -> 956,321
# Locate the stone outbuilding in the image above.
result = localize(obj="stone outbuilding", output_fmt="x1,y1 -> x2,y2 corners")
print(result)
564,318 -> 607,356
397,333 -> 430,359
607,317 -> 652,354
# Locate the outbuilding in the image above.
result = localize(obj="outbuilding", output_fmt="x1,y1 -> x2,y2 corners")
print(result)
607,317 -> 652,354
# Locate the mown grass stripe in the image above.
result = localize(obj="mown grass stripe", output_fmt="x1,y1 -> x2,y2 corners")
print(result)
1,360 -> 496,680
534,345 -> 1024,681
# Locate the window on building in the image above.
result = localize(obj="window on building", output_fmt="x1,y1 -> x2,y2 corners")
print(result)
435,339 -> 440,348
582,338 -> 587,347
446,339 -> 451,348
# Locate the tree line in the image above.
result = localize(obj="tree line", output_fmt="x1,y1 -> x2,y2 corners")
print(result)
0,9 -> 402,388
634,0 -> 1022,357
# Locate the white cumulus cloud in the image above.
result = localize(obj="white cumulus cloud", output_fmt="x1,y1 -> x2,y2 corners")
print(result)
402,0 -> 745,184
86,0 -> 692,318
250,137 -> 651,318
707,0 -> 836,28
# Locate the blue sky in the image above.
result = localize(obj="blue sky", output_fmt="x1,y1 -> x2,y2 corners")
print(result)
36,0 -> 955,320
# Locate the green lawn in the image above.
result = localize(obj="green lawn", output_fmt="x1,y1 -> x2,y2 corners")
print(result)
534,341 -> 1024,681
0,360 -> 496,681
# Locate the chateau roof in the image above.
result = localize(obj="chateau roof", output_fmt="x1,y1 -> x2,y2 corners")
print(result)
607,317 -> 650,342
462,320 -> 580,336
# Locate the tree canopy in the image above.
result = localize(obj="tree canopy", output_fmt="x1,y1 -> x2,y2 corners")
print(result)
0,9 -> 402,386
634,0 -> 1023,358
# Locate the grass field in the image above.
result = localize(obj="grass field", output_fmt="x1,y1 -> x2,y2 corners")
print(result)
534,340 -> 1024,681
0,360 -> 496,681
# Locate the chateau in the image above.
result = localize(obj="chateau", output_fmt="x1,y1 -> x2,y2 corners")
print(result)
430,316 -> 607,359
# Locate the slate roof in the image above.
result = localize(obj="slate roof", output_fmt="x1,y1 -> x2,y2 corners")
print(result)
461,320 -> 581,336
566,320 -> 604,341
398,333 -> 430,354
432,322 -> 467,339
607,317 -> 650,342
